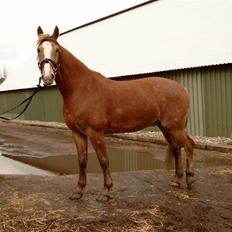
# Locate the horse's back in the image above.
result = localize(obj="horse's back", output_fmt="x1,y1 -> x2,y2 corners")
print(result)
107,77 -> 189,109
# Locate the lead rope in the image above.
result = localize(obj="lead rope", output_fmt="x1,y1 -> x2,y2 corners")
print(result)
0,77 -> 42,120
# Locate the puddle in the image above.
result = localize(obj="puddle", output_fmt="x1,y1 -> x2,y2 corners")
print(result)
0,151 -> 53,176
3,148 -> 164,175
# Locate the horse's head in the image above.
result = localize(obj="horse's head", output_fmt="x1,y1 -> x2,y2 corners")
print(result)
37,26 -> 60,86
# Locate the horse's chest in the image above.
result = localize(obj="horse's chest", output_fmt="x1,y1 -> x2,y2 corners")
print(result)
63,110 -> 87,133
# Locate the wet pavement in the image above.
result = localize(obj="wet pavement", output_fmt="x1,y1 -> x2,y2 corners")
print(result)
0,120 -> 232,231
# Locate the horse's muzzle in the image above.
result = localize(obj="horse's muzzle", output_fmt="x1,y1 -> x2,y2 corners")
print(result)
42,74 -> 55,86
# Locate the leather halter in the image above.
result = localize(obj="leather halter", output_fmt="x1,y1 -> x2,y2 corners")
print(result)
38,58 -> 60,76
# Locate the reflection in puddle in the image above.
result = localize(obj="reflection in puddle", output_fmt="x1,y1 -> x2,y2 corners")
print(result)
0,151 -> 53,176
3,148 -> 164,175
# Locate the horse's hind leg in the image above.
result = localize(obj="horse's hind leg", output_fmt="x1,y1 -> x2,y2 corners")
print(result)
185,135 -> 195,188
160,128 -> 184,187
70,130 -> 88,200
170,146 -> 184,187
88,129 -> 113,202
169,129 -> 195,188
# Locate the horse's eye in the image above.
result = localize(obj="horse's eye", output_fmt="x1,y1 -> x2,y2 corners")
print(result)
37,48 -> 40,53
56,49 -> 59,53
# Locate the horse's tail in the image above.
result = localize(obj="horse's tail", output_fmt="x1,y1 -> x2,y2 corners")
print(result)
187,134 -> 195,147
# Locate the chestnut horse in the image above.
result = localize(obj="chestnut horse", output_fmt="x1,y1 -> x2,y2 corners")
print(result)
36,26 -> 195,201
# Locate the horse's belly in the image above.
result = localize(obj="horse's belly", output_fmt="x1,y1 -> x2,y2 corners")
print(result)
105,103 -> 159,133
106,115 -> 156,133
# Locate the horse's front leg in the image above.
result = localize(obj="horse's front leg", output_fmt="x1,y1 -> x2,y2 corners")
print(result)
88,129 -> 113,202
70,130 -> 88,200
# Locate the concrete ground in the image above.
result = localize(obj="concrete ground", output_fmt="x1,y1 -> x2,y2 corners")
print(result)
0,120 -> 232,231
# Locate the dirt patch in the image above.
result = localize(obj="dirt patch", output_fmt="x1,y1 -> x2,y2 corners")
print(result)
0,121 -> 232,231
0,169 -> 232,231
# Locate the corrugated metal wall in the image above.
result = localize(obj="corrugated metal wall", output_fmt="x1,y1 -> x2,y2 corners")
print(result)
0,86 -> 63,122
203,65 -> 232,137
0,64 -> 232,137
157,64 -> 232,138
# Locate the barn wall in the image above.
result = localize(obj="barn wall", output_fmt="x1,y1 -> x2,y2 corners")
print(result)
0,87 -> 63,122
203,65 -> 232,137
156,64 -> 232,138
60,0 -> 232,78
0,64 -> 231,138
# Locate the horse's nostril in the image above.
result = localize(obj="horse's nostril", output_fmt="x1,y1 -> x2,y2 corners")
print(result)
42,75 -> 54,85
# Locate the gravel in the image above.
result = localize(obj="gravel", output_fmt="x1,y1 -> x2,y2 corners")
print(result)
2,119 -> 232,152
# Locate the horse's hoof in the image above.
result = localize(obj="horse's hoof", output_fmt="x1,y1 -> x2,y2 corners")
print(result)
170,181 -> 181,187
69,192 -> 83,200
96,194 -> 113,202
186,177 -> 196,189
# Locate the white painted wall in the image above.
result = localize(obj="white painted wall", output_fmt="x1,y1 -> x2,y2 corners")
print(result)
1,0 -> 232,91
60,0 -> 232,77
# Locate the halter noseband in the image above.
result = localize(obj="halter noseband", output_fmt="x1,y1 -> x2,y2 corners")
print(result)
38,58 -> 60,76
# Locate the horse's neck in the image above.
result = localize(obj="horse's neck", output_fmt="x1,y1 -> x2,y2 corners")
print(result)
56,46 -> 94,97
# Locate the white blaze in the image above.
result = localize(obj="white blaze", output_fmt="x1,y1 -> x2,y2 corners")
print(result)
41,41 -> 53,75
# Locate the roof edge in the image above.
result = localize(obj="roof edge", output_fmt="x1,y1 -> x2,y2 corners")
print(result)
1,63 -> 231,93
109,63 -> 232,80
60,0 -> 158,36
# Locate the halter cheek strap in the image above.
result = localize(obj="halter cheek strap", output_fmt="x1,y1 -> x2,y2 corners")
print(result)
38,58 -> 60,76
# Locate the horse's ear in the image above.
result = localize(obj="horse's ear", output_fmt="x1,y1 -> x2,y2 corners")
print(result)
37,26 -> 43,36
52,26 -> 59,40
